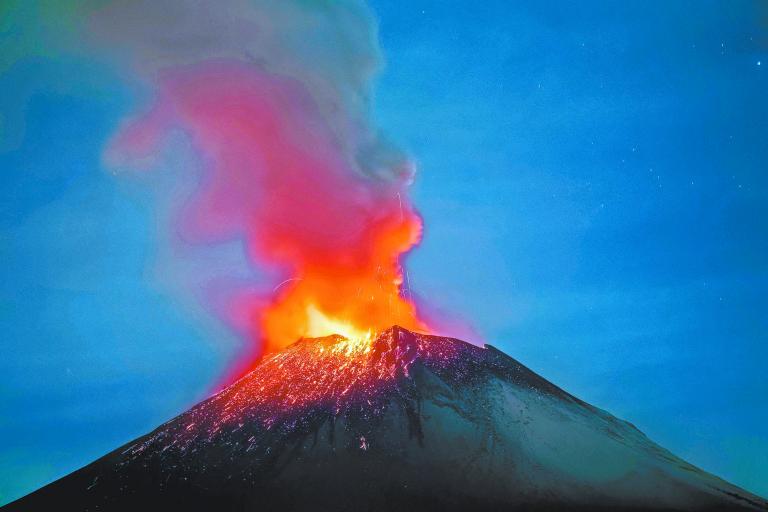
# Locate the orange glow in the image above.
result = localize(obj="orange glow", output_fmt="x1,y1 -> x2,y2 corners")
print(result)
108,62 -> 433,380
260,210 -> 429,354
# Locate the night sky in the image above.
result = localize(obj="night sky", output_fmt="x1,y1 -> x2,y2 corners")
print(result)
1,0 -> 766,505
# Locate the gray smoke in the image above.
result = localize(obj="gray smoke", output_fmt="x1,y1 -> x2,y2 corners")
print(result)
91,0 -> 413,182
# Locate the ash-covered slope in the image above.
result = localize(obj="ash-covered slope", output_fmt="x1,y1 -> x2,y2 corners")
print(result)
6,327 -> 766,511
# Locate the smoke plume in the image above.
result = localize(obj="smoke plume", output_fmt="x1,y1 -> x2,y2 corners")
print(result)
88,0 -> 428,378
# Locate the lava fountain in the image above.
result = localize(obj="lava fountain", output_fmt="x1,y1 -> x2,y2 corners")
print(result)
107,60 -> 430,378
95,1 -> 436,383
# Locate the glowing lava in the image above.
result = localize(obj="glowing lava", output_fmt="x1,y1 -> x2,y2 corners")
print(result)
304,306 -> 373,353
261,231 -> 429,355
107,61 -> 431,376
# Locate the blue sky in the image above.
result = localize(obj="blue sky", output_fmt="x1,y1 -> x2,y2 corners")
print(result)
371,0 -> 767,496
1,0 -> 767,504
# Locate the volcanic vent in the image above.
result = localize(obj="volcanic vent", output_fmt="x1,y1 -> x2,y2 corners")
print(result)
6,327 -> 766,511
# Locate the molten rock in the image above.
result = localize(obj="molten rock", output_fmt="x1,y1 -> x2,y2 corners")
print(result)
6,327 -> 766,511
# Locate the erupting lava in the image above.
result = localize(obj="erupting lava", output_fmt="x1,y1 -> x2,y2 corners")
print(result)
108,61 -> 430,374
260,219 -> 429,354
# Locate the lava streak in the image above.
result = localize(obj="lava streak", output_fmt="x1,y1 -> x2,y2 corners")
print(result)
108,61 -> 429,374
162,327 -> 468,445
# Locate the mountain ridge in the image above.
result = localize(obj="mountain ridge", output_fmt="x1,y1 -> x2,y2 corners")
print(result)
5,326 -> 766,511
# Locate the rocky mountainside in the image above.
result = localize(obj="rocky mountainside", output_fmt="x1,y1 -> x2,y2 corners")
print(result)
5,326 -> 766,511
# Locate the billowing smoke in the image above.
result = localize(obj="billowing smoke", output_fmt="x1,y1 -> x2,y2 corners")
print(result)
87,0 -> 429,380
93,0 -> 412,182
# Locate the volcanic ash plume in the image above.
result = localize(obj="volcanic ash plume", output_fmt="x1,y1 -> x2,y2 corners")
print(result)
93,0 -> 429,373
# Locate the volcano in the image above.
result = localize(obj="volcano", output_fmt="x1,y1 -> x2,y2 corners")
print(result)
5,327 -> 766,511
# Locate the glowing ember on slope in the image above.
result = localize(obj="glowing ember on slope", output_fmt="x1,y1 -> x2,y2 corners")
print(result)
237,327 -> 421,420
125,327 -> 475,456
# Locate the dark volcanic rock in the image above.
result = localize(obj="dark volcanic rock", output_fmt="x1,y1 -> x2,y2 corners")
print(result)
5,327 -> 766,511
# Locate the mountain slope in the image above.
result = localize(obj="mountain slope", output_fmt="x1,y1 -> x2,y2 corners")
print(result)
5,326 -> 766,511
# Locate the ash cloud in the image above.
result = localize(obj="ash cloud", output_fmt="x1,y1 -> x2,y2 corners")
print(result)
82,0 -> 429,370
91,0 -> 413,183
